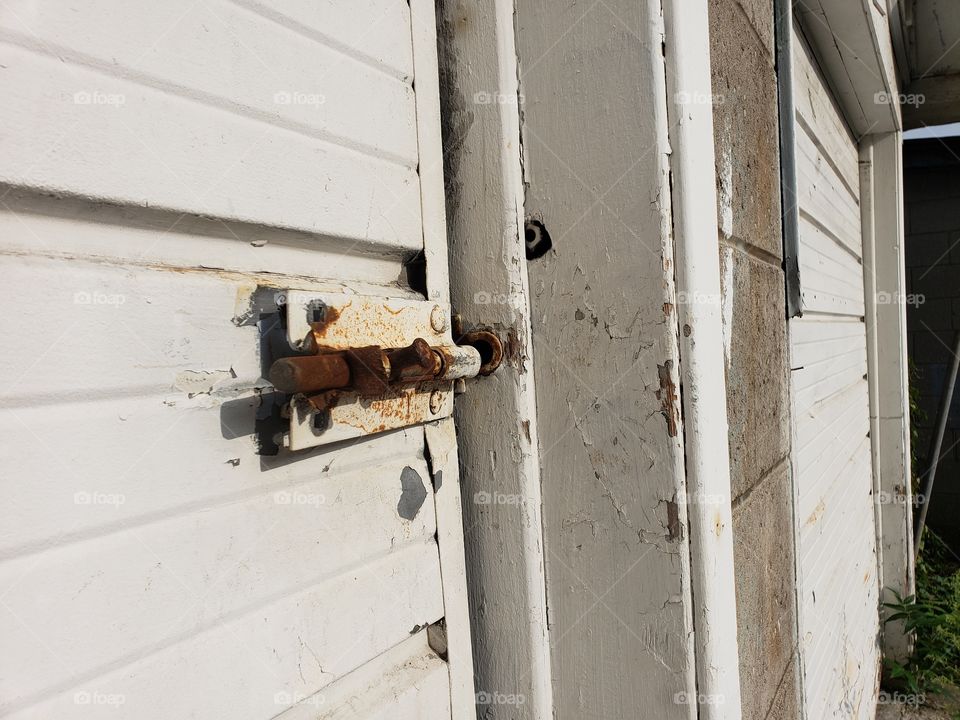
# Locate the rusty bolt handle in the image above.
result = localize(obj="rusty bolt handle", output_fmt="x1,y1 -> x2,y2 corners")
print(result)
268,332 -> 504,396
269,338 -> 441,395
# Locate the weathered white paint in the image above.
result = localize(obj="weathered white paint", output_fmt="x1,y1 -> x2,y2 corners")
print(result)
789,27 -> 880,720
903,0 -> 960,79
425,420 -> 476,717
434,2 -> 553,716
859,137 -> 886,639
794,0 -> 901,135
274,634 -> 452,720
513,0 -> 697,717
662,1 -> 743,716
0,1 -> 473,717
860,132 -> 914,663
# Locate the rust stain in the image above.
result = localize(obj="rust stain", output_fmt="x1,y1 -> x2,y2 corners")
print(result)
333,387 -> 434,436
304,390 -> 342,412
662,302 -> 673,316
666,499 -> 680,541
382,303 -> 408,316
714,512 -> 724,537
502,327 -> 527,371
461,329 -> 504,375
805,499 -> 826,527
309,304 -> 342,340
521,420 -> 531,442
655,360 -> 679,437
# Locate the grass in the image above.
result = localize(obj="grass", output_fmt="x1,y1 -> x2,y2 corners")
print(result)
883,529 -> 960,696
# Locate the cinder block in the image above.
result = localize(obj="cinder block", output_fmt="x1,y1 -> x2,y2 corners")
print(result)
905,167 -> 960,203
915,362 -> 951,397
910,265 -> 960,300
726,0 -> 775,58
949,231 -> 960,265
925,473 -> 960,551
709,0 -> 783,259
907,298 -> 955,331
720,246 -> 791,500
907,197 -> 960,234
904,231 -> 949,268
733,461 -> 801,720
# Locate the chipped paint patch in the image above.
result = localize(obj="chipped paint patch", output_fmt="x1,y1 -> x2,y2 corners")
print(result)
665,499 -> 680,541
655,361 -> 680,437
231,284 -> 258,326
174,368 -> 236,397
397,466 -> 427,521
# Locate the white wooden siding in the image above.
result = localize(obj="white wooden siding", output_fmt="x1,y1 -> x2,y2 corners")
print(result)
790,27 -> 880,720
0,2 -> 469,718
0,0 -> 421,249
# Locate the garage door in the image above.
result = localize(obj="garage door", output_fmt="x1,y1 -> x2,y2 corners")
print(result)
0,1 -> 474,718
790,25 -> 880,719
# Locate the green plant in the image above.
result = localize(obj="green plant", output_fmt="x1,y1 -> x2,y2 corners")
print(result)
883,529 -> 960,696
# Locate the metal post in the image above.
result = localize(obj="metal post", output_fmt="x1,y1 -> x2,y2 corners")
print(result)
914,330 -> 960,557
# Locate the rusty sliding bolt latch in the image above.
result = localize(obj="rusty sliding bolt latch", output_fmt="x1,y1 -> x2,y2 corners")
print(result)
269,333 -> 503,397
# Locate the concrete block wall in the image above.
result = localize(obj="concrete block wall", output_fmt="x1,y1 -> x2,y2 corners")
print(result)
708,0 -> 802,717
904,137 -> 960,553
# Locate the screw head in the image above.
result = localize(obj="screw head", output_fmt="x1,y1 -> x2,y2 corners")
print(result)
430,305 -> 447,333
429,389 -> 444,414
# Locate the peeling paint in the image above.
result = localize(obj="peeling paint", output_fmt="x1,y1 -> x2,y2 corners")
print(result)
231,284 -> 258,326
665,499 -> 680,541
397,466 -> 427,521
174,368 -> 236,397
502,326 -> 527,371
655,361 -> 680,437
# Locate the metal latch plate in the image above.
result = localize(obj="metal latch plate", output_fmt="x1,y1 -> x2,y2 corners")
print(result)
281,291 -> 453,450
